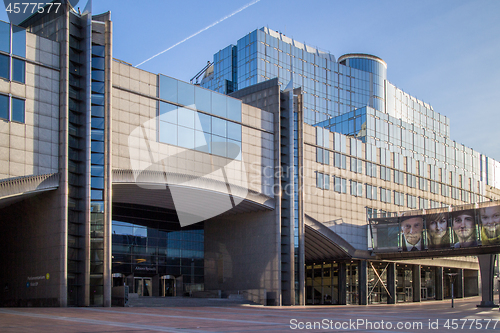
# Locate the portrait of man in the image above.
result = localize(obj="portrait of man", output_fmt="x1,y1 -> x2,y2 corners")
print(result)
400,216 -> 424,251
452,209 -> 477,248
480,205 -> 500,245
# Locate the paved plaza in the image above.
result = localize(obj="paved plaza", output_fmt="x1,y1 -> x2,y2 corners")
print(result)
1,296 -> 500,332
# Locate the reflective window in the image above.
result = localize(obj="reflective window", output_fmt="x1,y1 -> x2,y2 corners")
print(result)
212,117 -> 226,137
159,121 -> 177,145
92,45 -> 105,57
92,70 -> 105,82
159,101 -> 177,123
11,97 -> 24,123
211,92 -> 226,118
159,75 -> 178,103
0,54 -> 8,79
0,21 -> 9,53
178,80 -> 195,106
92,94 -> 105,106
195,86 -> 211,113
0,94 -> 7,119
91,81 -> 105,94
91,117 -> 104,129
178,107 -> 195,129
91,57 -> 105,70
227,97 -> 242,122
12,25 -> 25,57
177,126 -> 194,149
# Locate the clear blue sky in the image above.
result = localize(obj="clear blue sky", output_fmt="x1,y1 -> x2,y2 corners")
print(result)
2,0 -> 499,161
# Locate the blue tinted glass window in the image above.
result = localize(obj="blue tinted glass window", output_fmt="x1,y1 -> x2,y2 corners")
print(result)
0,21 -> 9,53
196,112 -> 211,133
178,107 -> 194,129
177,126 -> 194,149
211,92 -> 226,118
226,97 -> 241,122
159,121 -> 177,145
194,86 -> 211,113
92,45 -> 105,57
92,105 -> 104,117
91,165 -> 104,177
177,80 -> 195,106
91,81 -> 104,94
91,117 -> 104,129
91,190 -> 103,200
92,57 -> 105,70
91,94 -> 105,106
159,75 -> 178,103
92,70 -> 105,82
211,135 -> 227,157
91,153 -> 104,165
0,54 -> 8,79
91,177 -> 104,189
194,130 -> 209,152
91,141 -> 104,153
212,117 -> 226,137
12,26 -> 26,57
0,94 -> 7,119
159,101 -> 177,124
11,97 -> 24,123
91,129 -> 104,141
227,122 -> 241,141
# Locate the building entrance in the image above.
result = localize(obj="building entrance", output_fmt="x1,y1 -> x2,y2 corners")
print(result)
161,275 -> 176,296
134,277 -> 152,296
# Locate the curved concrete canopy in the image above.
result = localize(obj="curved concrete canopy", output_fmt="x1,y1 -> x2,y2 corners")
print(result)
0,173 -> 59,209
305,214 -> 372,262
113,169 -> 274,225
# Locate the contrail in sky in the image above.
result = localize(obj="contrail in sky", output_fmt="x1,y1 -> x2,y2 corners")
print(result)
135,0 -> 262,68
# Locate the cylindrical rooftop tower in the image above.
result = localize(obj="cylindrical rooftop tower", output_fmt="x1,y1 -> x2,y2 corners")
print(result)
338,53 -> 387,112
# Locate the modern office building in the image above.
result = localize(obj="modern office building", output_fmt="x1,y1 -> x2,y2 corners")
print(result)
0,2 -> 499,308
199,27 -> 500,305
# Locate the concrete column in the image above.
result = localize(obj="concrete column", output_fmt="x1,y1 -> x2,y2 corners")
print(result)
477,254 -> 497,307
358,261 -> 368,305
387,263 -> 396,304
320,263 -> 324,305
412,265 -> 421,302
457,269 -> 464,298
435,267 -> 444,301
338,262 -> 346,305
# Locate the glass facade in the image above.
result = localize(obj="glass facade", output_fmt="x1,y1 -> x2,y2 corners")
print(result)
90,40 -> 106,306
112,204 -> 204,296
159,75 -> 242,160
0,20 -> 26,123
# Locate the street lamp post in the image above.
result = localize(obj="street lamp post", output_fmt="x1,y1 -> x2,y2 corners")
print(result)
446,273 -> 458,308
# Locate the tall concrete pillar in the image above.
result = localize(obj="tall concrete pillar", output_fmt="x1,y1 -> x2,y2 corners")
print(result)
435,267 -> 444,301
387,263 -> 396,304
338,262 -> 346,305
358,261 -> 368,305
457,269 -> 464,298
477,254 -> 497,307
412,265 -> 421,302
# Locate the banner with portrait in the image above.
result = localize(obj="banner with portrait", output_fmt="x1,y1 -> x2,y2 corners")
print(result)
369,203 -> 500,253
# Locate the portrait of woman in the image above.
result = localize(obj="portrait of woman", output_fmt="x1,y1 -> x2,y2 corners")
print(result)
426,213 -> 450,249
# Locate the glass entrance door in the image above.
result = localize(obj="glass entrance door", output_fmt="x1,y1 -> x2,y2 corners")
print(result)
134,277 -> 152,296
421,287 -> 427,300
161,275 -> 176,296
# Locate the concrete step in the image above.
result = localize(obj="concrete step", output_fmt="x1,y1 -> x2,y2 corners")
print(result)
125,296 -> 258,307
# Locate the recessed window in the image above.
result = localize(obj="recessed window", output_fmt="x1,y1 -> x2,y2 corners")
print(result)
12,58 -> 24,83
11,97 -> 24,123
0,54 -> 8,80
0,94 -> 8,119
